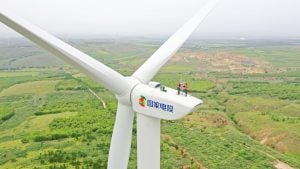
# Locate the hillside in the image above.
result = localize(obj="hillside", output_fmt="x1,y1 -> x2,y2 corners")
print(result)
0,39 -> 299,169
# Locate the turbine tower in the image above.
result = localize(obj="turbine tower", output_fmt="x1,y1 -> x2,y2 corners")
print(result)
0,0 -> 219,168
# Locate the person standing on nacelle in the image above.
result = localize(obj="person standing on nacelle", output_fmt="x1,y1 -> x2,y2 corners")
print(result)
183,82 -> 188,96
177,82 -> 182,95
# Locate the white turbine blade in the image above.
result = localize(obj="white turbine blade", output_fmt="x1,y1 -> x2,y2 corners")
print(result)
0,9 -> 130,95
132,0 -> 219,83
137,113 -> 160,169
108,102 -> 134,169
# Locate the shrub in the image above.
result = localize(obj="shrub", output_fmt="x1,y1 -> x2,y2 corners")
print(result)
21,138 -> 29,144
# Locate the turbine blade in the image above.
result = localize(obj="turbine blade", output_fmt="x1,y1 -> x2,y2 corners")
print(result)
132,0 -> 219,83
0,9 -> 130,95
137,113 -> 160,169
108,102 -> 134,169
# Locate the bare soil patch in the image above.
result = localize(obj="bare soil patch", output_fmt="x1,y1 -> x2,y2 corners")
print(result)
172,51 -> 270,74
274,161 -> 295,169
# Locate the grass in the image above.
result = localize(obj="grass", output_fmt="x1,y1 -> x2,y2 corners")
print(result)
55,79 -> 85,91
0,71 -> 39,77
224,94 -> 300,162
229,81 -> 300,100
236,111 -> 300,161
0,105 -> 14,123
0,76 -> 38,92
227,46 -> 300,69
73,74 -> 105,91
154,74 -> 216,93
20,112 -> 77,133
162,111 -> 300,169
0,80 -> 60,97
225,95 -> 300,117
0,70 -> 65,93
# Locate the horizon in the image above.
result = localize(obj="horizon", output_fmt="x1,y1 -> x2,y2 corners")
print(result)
1,0 -> 300,39
1,35 -> 300,42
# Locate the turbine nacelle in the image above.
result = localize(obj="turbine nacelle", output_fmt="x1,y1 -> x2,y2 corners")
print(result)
131,82 -> 202,120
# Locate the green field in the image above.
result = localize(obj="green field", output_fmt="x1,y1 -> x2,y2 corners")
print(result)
0,39 -> 299,168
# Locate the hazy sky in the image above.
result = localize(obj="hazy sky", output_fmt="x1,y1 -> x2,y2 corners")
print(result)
0,0 -> 300,39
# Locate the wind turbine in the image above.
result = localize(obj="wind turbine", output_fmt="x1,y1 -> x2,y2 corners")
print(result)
0,0 -> 219,168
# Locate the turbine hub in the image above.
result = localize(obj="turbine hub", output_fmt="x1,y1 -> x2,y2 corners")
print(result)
116,76 -> 141,106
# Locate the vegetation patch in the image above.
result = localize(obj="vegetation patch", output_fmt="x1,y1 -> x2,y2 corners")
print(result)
229,46 -> 300,69
0,80 -> 60,97
55,79 -> 86,91
229,81 -> 300,100
1,40 -> 300,168
0,106 -> 14,123
34,110 -> 65,116
75,76 -> 105,91
36,150 -> 106,168
0,76 -> 38,92
155,74 -> 216,93
235,111 -> 300,160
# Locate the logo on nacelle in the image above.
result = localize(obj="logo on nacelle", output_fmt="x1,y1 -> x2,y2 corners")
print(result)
139,96 -> 146,107
139,96 -> 174,113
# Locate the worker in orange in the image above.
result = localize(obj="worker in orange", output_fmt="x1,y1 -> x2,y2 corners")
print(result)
177,82 -> 181,95
183,82 -> 188,96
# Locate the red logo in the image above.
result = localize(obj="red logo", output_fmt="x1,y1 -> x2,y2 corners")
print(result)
139,96 -> 146,107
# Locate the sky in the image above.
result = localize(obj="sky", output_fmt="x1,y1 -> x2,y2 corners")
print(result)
0,0 -> 300,39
